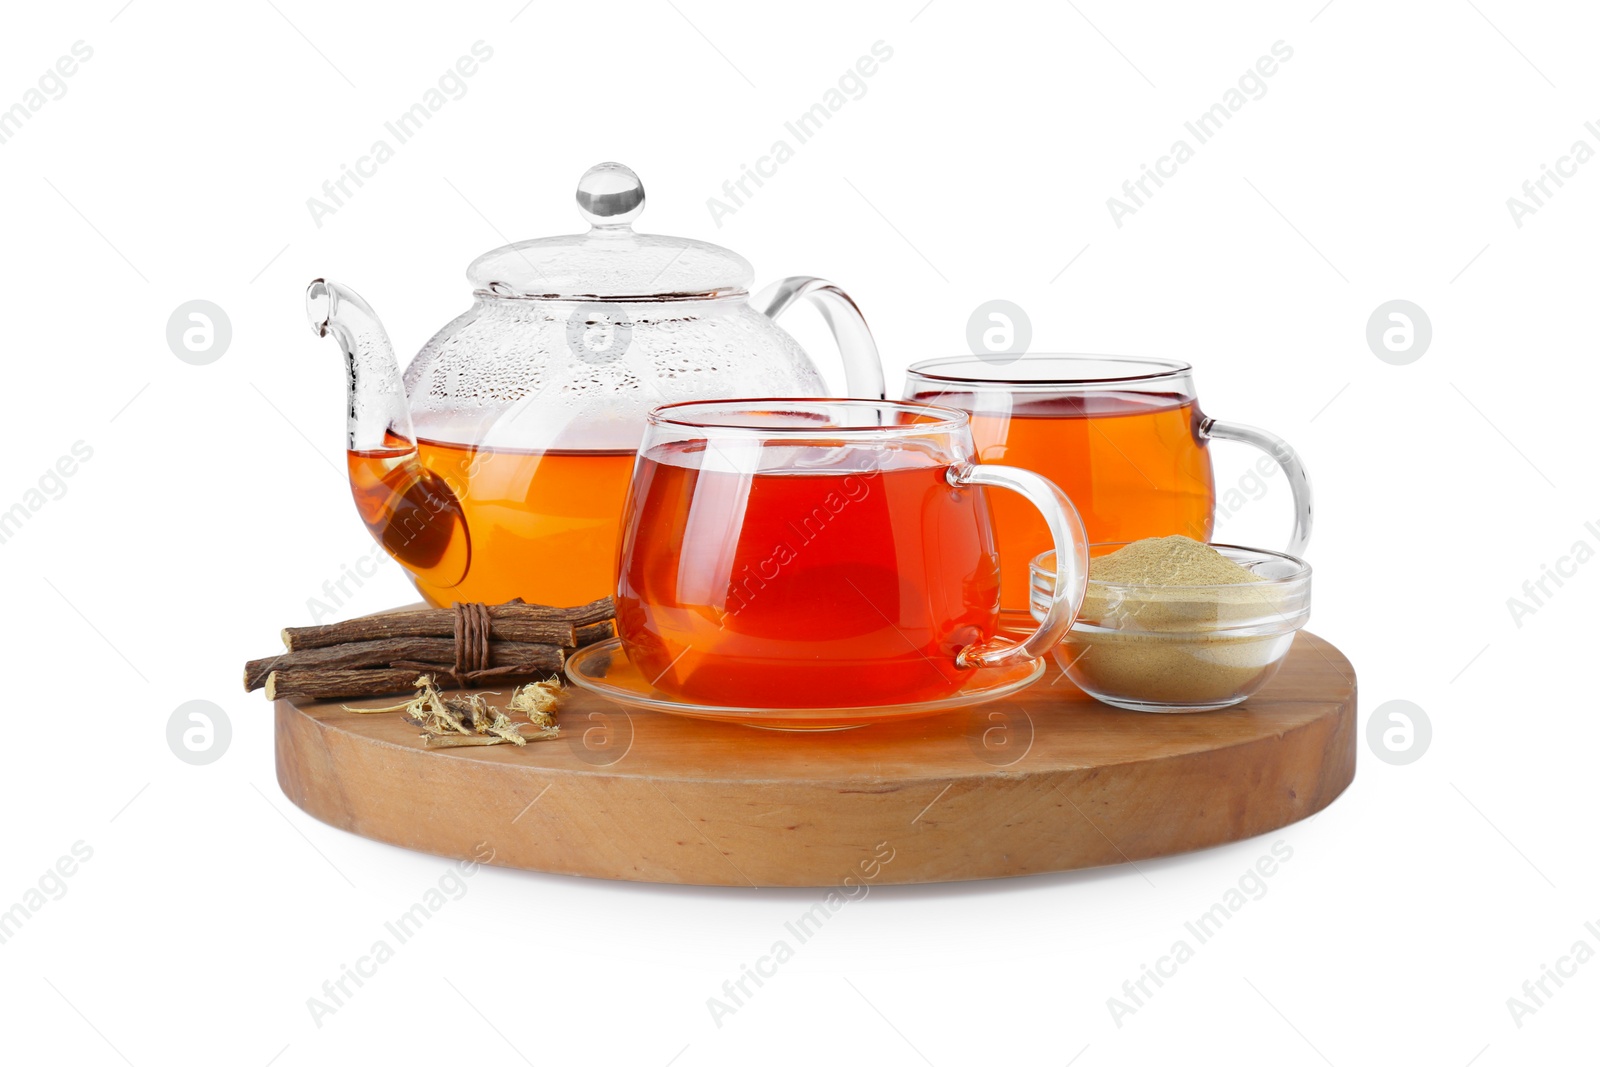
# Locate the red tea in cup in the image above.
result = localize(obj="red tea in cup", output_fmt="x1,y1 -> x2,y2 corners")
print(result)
615,400 -> 1089,709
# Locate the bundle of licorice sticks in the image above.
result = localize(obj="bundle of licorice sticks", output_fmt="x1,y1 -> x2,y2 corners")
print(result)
243,597 -> 614,702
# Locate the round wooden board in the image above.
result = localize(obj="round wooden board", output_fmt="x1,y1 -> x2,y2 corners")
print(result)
275,632 -> 1356,887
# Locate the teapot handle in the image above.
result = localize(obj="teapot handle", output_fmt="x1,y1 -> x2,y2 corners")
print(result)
753,276 -> 886,400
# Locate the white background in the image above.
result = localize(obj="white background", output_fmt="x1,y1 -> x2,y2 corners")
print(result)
2,0 -> 1595,1063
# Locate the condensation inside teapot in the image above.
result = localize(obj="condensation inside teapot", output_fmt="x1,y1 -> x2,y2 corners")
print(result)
404,296 -> 824,452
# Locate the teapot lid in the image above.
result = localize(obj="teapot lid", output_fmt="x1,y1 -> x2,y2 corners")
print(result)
465,162 -> 754,300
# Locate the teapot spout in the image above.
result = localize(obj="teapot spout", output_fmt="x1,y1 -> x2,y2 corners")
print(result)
306,278 -> 415,452
306,279 -> 470,592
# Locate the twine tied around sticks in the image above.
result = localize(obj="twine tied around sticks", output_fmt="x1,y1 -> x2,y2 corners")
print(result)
390,601 -> 529,687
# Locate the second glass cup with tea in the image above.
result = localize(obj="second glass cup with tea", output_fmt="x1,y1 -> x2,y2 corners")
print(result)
903,355 -> 1312,616
614,399 -> 1090,710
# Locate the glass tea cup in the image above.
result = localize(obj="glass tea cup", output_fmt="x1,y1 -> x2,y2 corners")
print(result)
903,355 -> 1312,616
613,399 -> 1090,709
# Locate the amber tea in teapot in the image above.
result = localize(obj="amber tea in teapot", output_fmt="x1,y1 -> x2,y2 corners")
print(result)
348,437 -> 635,606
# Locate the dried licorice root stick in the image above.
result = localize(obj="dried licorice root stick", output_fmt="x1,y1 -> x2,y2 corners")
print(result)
545,596 -> 617,627
264,656 -> 563,702
574,620 -> 616,646
281,606 -> 580,652
243,637 -> 567,692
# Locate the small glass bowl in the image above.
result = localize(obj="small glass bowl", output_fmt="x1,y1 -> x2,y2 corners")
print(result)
1030,543 -> 1312,713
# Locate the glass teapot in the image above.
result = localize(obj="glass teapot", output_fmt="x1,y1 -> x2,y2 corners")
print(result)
307,162 -> 884,608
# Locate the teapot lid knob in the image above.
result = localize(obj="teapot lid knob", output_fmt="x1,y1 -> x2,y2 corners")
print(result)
467,162 -> 752,297
576,162 -> 645,228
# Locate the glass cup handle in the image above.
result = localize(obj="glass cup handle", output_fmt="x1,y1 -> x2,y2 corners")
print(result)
1199,418 -> 1313,556
754,276 -> 887,400
950,463 -> 1089,670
